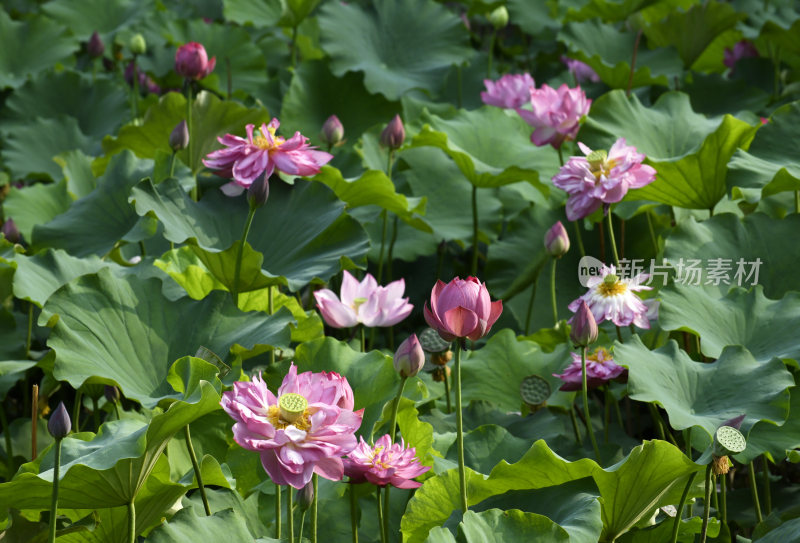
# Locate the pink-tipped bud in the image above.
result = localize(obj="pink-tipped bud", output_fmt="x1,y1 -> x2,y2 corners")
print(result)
380,115 -> 405,150
175,42 -> 216,80
169,120 -> 190,151
569,301 -> 598,347
88,31 -> 105,58
394,334 -> 425,378
297,480 -> 314,511
544,221 -> 570,257
48,401 -> 72,439
247,174 -> 270,208
2,218 -> 20,244
321,115 -> 344,146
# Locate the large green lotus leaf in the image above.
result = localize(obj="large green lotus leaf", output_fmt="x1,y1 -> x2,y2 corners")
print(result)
461,330 -> 573,411
318,0 -> 473,100
222,0 -> 282,27
614,337 -> 794,438
410,107 -> 553,192
55,150 -> 97,198
663,213 -> 800,298
727,101 -> 800,202
558,20 -> 683,89
752,518 -> 800,543
402,439 -> 701,543
507,0 -> 560,33
41,0 -> 150,40
239,288 -> 324,344
161,19 -> 268,98
660,284 -> 800,363
42,269 -> 293,407
2,116 -> 96,181
32,151 -> 153,257
279,60 -> 401,144
313,166 -> 430,231
737,387 -> 800,464
147,507 -> 254,542
0,360 -> 220,510
620,516 -> 719,542
446,424 -> 532,476
3,181 -> 72,242
0,71 -> 129,141
0,10 -> 78,90
130,178 -> 370,290
457,509 -> 571,541
579,90 -> 757,209
562,0 -> 694,22
642,1 -> 744,70
103,91 -> 270,174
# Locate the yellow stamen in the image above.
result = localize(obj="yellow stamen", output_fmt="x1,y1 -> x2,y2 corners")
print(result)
253,125 -> 285,150
597,275 -> 627,297
587,347 -> 611,364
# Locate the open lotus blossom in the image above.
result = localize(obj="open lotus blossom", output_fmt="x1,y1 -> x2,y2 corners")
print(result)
424,276 -> 503,342
552,138 -> 657,221
481,73 -> 535,109
175,42 -> 216,80
553,347 -> 625,391
314,271 -> 413,328
568,265 -> 652,328
516,83 -> 590,148
561,57 -> 600,83
343,434 -> 430,488
221,364 -> 363,489
203,119 -> 333,196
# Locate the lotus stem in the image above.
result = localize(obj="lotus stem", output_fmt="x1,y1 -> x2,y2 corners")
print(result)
127,499 -> 136,543
376,209 -> 388,285
232,203 -> 258,307
550,258 -> 558,325
298,509 -> 307,543
573,221 -> 585,258
388,377 -> 407,443
762,455 -> 772,515
524,278 -> 538,335
130,57 -> 139,120
606,211 -> 620,269
288,485 -> 295,543
749,460 -> 762,523
581,347 -> 601,461
670,472 -> 696,543
700,464 -> 713,543
603,388 -> 611,443
32,384 -> 38,459
376,486 -> 387,543
311,474 -> 318,543
487,30 -> 496,77
570,404 -> 583,446
169,151 -> 177,178
471,185 -> 479,276
626,30 -> 643,98
26,302 -> 33,359
349,483 -> 359,543
184,82 -> 194,182
269,286 -> 275,365
721,471 -> 727,526
646,211 -> 658,255
184,425 -> 211,516
382,485 -> 391,543
443,367 -> 452,414
47,438 -> 62,543
275,483 -> 282,539
454,344 -> 469,512
0,401 -> 13,472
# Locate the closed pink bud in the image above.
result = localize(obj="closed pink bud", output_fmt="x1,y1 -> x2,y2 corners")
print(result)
321,115 -> 344,146
48,401 -> 71,439
88,31 -> 105,58
423,277 -> 503,342
569,300 -> 598,347
2,218 -> 20,244
175,42 -> 216,80
544,221 -> 570,257
169,120 -> 189,151
394,334 -> 425,378
380,115 -> 405,150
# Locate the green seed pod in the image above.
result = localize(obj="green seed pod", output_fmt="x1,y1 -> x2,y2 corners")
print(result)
519,375 -> 551,407
419,328 -> 450,353
713,425 -> 746,456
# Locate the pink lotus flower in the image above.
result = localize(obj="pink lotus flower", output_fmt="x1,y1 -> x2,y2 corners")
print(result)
724,40 -> 758,70
561,57 -> 600,83
394,334 -> 425,378
481,73 -> 535,109
203,119 -> 333,196
552,138 -> 657,221
544,221 -> 570,257
553,347 -> 625,391
343,434 -> 430,488
424,277 -> 503,342
516,84 -> 591,148
568,265 -> 652,328
313,271 -> 413,328
175,42 -> 216,80
220,364 -> 363,489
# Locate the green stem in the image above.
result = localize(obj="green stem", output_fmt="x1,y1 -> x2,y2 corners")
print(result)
269,286 -> 275,365
382,485 -> 391,543
128,499 -> 136,543
26,302 -> 33,359
275,483 -> 282,539
0,402 -> 13,472
169,151 -> 177,178
626,30 -> 642,98
91,397 -> 99,431
606,211 -> 620,269
471,185 -> 479,276
573,221 -> 585,258
184,425 -> 210,516
349,483 -> 359,543
524,279 -> 538,335
185,83 -> 195,198
376,486 -> 387,543
288,485 -> 295,543
700,464 -> 713,543
131,57 -> 139,119
487,30 -> 496,77
762,455 -> 771,515
645,211 -> 658,255
581,347 -> 601,461
311,474 -> 318,543
570,405 -> 583,446
603,388 -> 611,443
48,439 -> 62,543
712,474 -> 719,511
376,209 -> 388,284
456,65 -> 463,109
454,345 -> 469,512
749,460 -> 763,524
232,203 -> 258,307
360,326 -> 365,353
550,258 -> 558,325
290,25 -> 298,68
388,377 -> 407,443
795,190 -> 799,214
298,510 -> 307,543
648,403 -> 666,441
114,402 -> 121,420
443,367 -> 452,414
721,471 -> 727,526
670,472 -> 697,543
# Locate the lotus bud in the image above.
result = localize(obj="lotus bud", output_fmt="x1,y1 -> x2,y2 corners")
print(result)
297,480 -> 314,512
88,31 -> 105,58
380,115 -> 405,150
104,385 -> 120,404
394,334 -> 425,378
129,33 -> 146,55
569,301 -> 598,347
47,401 -> 71,439
321,115 -> 344,147
175,42 -> 216,80
487,6 -> 508,29
247,174 -> 270,208
2,218 -> 21,244
544,221 -> 570,257
169,120 -> 190,151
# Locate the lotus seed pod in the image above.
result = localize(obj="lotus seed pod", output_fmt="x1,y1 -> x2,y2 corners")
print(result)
419,328 -> 450,353
519,375 -> 551,406
713,425 -> 746,456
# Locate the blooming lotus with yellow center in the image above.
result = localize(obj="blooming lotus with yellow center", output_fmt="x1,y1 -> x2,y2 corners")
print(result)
568,265 -> 652,328
343,434 -> 430,489
553,347 -> 626,391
